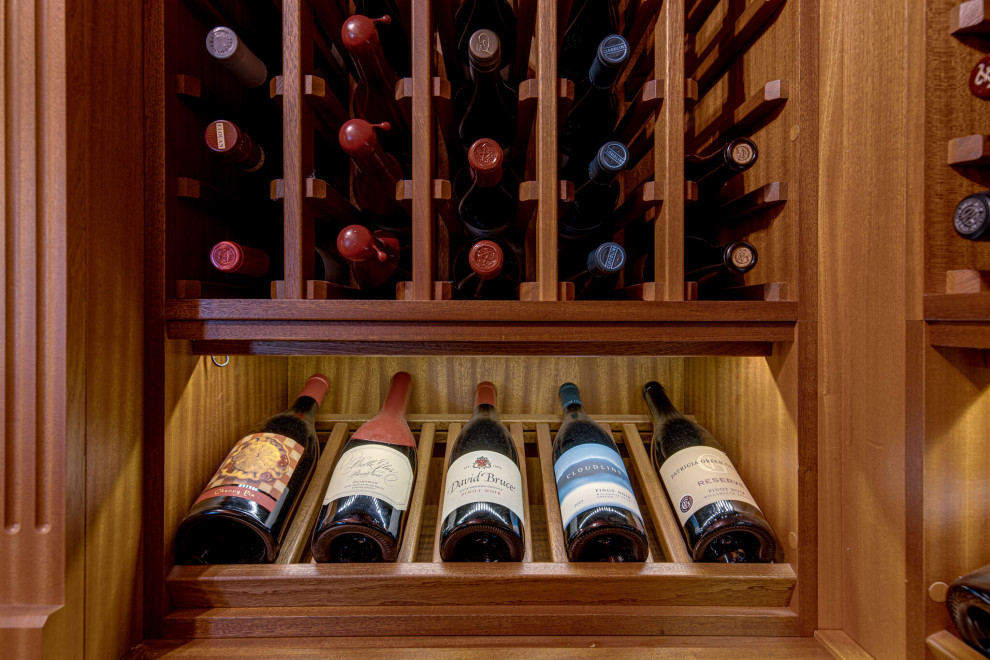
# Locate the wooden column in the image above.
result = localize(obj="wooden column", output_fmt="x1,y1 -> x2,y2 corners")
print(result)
0,0 -> 67,657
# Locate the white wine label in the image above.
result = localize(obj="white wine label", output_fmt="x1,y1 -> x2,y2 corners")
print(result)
659,446 -> 762,526
440,451 -> 526,523
553,444 -> 644,528
322,443 -> 414,510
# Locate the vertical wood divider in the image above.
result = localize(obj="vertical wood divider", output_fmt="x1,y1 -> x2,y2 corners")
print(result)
536,0 -> 559,300
536,423 -> 568,562
396,423 -> 437,563
621,423 -> 693,563
432,422 -> 461,562
276,423 -> 349,564
411,0 -> 435,300
282,0 -> 314,298
656,0 -> 686,300
509,422 -> 533,562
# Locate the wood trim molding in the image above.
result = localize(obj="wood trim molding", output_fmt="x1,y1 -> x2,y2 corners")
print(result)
0,0 -> 68,657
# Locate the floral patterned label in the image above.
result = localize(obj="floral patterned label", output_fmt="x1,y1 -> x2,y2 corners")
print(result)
194,433 -> 304,512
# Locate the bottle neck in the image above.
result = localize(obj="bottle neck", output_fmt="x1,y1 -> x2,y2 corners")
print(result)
642,382 -> 682,423
352,143 -> 401,184
379,372 -> 412,419
353,44 -> 397,90
288,396 -> 321,425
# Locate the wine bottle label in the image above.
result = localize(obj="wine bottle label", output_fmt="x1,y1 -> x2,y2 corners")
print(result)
194,433 -> 304,513
440,451 -> 526,523
322,443 -> 415,510
659,446 -> 762,526
553,444 -> 644,528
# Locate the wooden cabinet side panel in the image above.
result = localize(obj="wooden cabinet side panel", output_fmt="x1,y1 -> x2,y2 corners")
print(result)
818,0 -> 912,657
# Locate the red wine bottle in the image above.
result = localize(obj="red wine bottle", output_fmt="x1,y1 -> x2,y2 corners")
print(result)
210,240 -> 271,278
455,138 -> 519,238
559,0 -> 620,81
336,224 -> 404,290
563,241 -> 626,299
552,382 -> 649,562
643,381 -> 778,563
439,382 -> 526,562
175,374 -> 331,564
205,119 -> 266,172
452,238 -> 521,300
210,241 -> 345,283
312,372 -> 416,562
953,191 -> 990,241
455,30 -> 518,153
338,119 -> 409,230
455,1 -> 516,79
205,26 -> 268,88
947,564 -> 990,656
684,237 -> 758,281
560,35 -> 629,179
685,137 -> 758,202
355,0 -> 411,77
341,14 -> 410,160
559,141 -> 629,241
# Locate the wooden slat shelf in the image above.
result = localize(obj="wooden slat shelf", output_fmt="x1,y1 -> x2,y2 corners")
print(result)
926,293 -> 990,321
166,562 -> 797,609
927,630 -> 986,659
163,412 -> 798,638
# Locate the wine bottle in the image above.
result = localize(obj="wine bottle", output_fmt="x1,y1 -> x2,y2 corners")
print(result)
685,138 -> 758,201
684,237 -> 758,281
455,30 -> 518,153
455,138 -> 519,238
552,382 -> 649,562
175,374 -> 331,564
559,141 -> 629,241
338,119 -> 409,230
312,372 -> 416,562
355,0 -> 411,78
452,239 -> 521,300
642,381 -> 778,563
341,14 -> 410,159
559,0 -> 620,81
439,382 -> 526,562
947,564 -> 990,656
336,224 -> 404,290
210,240 -> 270,278
559,35 -> 630,179
210,241 -> 345,284
953,191 -> 990,241
454,1 -> 516,80
205,26 -> 268,88
205,119 -> 266,172
563,241 -> 626,300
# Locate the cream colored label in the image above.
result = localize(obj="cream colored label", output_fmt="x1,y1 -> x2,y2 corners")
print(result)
440,451 -> 526,523
215,122 -> 226,150
659,446 -> 761,526
322,443 -> 414,510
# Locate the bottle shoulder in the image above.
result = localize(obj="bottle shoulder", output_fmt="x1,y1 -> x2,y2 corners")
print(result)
452,416 -> 517,461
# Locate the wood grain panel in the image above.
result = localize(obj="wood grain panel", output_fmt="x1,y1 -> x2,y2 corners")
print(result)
159,605 -> 803,639
923,345 -> 990,643
287,356 -> 684,417
924,0 -> 990,294
818,0 -> 911,655
129,635 -> 832,659
689,0 -> 800,297
166,562 -> 797,609
1,0 -> 68,657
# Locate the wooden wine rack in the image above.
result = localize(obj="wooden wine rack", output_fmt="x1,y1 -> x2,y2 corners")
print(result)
163,409 -> 798,638
152,0 -> 816,357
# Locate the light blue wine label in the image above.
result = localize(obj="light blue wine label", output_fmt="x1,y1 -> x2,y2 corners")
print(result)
553,444 -> 644,528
